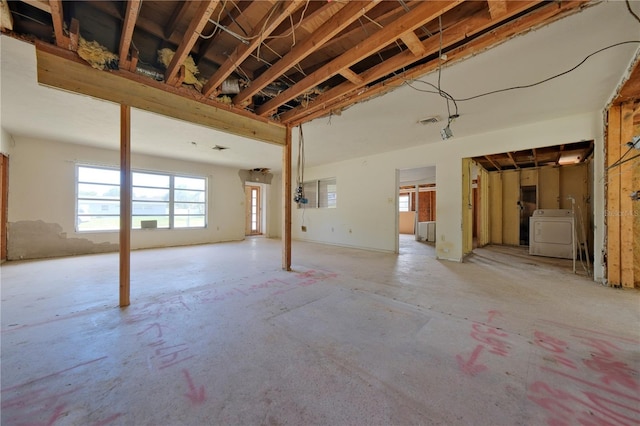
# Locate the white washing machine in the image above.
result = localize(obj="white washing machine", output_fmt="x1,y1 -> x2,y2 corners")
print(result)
529,209 -> 574,259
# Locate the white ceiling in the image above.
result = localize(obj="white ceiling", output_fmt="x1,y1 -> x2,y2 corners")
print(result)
1,1 -> 639,172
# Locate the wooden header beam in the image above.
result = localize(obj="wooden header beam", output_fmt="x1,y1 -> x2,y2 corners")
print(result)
35,42 -> 287,146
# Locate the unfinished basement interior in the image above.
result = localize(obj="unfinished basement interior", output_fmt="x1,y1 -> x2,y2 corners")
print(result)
1,0 -> 639,424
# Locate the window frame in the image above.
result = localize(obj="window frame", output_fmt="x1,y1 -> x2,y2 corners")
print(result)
76,165 -> 207,232
297,177 -> 337,209
399,193 -> 411,212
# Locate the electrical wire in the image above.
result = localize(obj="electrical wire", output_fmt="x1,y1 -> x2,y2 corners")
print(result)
607,152 -> 640,170
451,41 -> 640,102
626,0 -> 640,24
606,144 -> 637,170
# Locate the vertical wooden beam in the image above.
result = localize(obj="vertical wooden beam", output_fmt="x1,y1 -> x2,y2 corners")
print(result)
49,0 -> 71,49
620,102 -> 634,287
120,104 -> 132,307
68,18 -> 79,51
462,158 -> 473,255
282,126 -> 292,271
606,105 -> 621,286
414,184 -> 420,241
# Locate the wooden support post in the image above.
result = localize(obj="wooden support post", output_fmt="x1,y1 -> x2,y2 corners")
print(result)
120,104 -> 132,307
282,126 -> 292,271
619,102 -> 634,287
414,185 -> 420,241
606,105 -> 621,286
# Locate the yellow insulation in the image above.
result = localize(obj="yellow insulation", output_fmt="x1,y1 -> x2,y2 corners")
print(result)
77,37 -> 119,70
157,48 -> 202,90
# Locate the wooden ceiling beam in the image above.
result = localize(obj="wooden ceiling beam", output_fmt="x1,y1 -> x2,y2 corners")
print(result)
232,0 -> 375,106
35,41 -> 286,145
286,0 -> 587,125
506,152 -> 519,169
118,0 -> 141,71
49,0 -> 70,49
340,68 -> 364,86
164,1 -> 191,40
68,17 -> 79,51
202,0 -> 305,98
256,0 -> 462,117
196,1 -> 251,64
282,0 -> 541,123
400,31 -> 427,57
20,0 -> 50,14
532,148 -> 539,167
165,0 -> 219,86
484,155 -> 501,171
487,0 -> 508,20
555,144 -> 566,165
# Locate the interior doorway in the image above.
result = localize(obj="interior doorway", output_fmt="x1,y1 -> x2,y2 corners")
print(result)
245,184 -> 263,236
397,166 -> 437,257
519,185 -> 537,245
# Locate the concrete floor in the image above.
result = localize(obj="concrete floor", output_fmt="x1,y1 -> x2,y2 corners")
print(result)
1,236 -> 639,425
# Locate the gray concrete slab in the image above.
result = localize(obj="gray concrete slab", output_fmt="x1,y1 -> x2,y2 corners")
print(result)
1,236 -> 639,425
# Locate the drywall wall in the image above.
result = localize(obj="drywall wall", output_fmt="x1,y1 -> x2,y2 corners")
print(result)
290,112 -> 606,280
6,136 -> 246,260
1,127 -> 14,155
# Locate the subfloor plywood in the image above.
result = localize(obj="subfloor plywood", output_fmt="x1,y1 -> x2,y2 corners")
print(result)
1,237 -> 639,425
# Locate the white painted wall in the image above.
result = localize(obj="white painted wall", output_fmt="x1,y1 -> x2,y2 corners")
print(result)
1,127 -> 14,155
289,112 -> 606,280
7,136 -> 247,258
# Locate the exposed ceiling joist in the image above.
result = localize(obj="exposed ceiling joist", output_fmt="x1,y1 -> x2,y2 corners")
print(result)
484,155 -> 502,171
532,148 -> 539,167
202,0 -> 305,98
49,0 -> 70,49
400,31 -> 428,57
232,0 -> 376,107
20,0 -> 50,14
165,0 -> 219,86
2,0 -> 604,131
285,0 -> 585,125
487,0 -> 508,20
256,0 -> 463,117
164,1 -> 191,40
506,152 -> 519,169
118,0 -> 141,71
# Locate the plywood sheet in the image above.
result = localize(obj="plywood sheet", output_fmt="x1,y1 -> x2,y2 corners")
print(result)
502,170 -> 520,246
539,166 -> 560,209
489,172 -> 503,244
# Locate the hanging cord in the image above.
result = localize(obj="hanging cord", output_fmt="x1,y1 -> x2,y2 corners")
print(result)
294,125 -> 307,205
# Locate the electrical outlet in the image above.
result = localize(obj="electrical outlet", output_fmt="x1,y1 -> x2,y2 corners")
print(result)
301,226 -> 307,232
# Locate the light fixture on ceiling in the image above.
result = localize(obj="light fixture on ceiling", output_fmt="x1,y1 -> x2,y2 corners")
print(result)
440,114 -> 458,140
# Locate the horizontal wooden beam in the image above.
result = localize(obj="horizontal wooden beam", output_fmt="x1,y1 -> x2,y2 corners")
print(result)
35,42 -> 286,146
20,0 -> 51,14
286,0 -> 588,125
256,0 -> 462,116
165,0 -> 219,86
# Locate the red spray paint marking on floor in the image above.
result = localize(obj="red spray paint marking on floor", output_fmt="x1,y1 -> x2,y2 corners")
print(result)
455,310 -> 510,376
182,369 -> 206,405
456,345 -> 488,376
